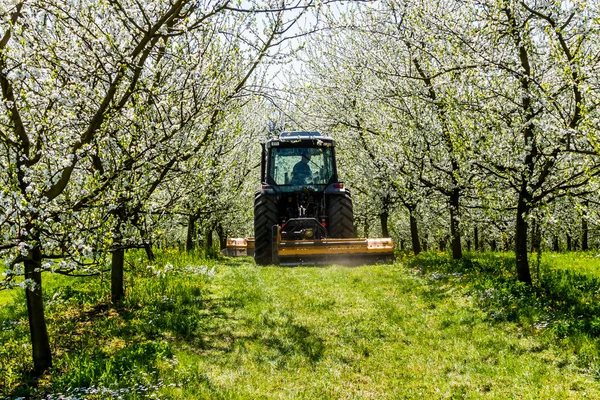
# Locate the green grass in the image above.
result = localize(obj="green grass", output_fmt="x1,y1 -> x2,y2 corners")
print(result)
2,250 -> 600,398
541,251 -> 600,282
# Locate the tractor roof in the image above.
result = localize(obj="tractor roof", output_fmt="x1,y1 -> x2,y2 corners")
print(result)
266,131 -> 335,147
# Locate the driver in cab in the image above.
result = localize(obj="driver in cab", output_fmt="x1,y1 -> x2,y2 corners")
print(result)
291,151 -> 313,185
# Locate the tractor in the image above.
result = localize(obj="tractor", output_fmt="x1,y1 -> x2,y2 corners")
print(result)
248,131 -> 393,266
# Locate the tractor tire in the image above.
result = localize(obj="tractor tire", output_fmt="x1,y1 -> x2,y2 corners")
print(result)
254,193 -> 278,265
327,192 -> 355,238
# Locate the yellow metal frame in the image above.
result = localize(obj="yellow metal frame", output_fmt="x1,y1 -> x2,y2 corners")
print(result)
274,226 -> 394,261
277,238 -> 394,256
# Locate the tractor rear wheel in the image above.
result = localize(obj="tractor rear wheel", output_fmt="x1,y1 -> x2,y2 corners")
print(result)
327,192 -> 355,238
254,193 -> 278,265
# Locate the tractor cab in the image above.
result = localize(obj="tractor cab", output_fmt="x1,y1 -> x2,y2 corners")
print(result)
263,132 -> 338,192
259,132 -> 346,235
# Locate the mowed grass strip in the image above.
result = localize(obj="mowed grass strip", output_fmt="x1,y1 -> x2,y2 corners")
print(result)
2,253 -> 600,398
161,261 -> 600,399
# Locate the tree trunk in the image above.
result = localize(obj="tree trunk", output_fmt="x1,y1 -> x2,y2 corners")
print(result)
449,189 -> 462,259
582,201 -> 589,250
553,235 -> 560,252
186,215 -> 197,252
111,247 -> 125,303
409,207 -> 421,255
363,217 -> 370,239
515,192 -> 532,284
439,238 -> 446,252
566,234 -> 572,251
466,240 -> 471,251
530,219 -> 539,253
490,240 -> 497,252
24,244 -> 52,374
144,241 -> 155,261
474,226 -> 479,251
506,3 -> 535,284
111,208 -> 126,303
530,219 -> 536,252
206,228 -> 214,248
216,223 -> 227,250
379,211 -> 389,238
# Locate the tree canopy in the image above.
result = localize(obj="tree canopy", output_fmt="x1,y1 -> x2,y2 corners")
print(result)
2,0 -> 600,374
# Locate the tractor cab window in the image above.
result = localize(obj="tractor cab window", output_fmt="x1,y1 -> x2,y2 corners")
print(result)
269,146 -> 334,186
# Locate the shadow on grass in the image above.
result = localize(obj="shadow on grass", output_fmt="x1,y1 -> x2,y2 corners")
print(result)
5,255 -> 327,397
406,251 -> 600,340
258,311 -> 326,364
2,268 -> 241,397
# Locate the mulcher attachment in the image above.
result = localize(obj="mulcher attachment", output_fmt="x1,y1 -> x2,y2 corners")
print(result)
222,231 -> 394,266
271,225 -> 394,266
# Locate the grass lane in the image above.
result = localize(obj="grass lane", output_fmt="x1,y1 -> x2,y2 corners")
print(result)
2,253 -> 600,398
161,260 -> 599,399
